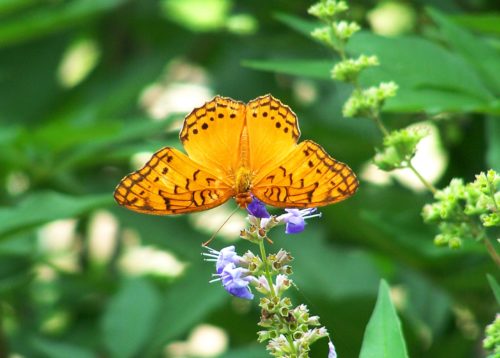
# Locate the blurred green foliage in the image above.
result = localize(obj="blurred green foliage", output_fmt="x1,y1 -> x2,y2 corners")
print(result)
0,0 -> 499,357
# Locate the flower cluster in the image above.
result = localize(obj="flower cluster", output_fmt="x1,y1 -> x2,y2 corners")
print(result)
483,314 -> 500,357
308,0 -> 348,19
309,1 -> 354,54
373,127 -> 428,171
422,170 -> 500,248
204,197 -> 334,357
331,55 -> 379,82
245,197 -> 322,239
309,0 -> 397,120
204,246 -> 255,299
259,302 -> 329,357
342,82 -> 398,119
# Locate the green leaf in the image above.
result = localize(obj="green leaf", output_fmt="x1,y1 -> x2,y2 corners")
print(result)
427,7 -> 500,95
360,209 -> 455,260
283,228 -> 381,299
486,117 -> 500,172
347,32 -> 496,113
452,13 -> 500,35
51,117 -> 174,172
273,12 -> 320,38
0,192 -> 111,238
31,338 -> 94,358
145,260 -> 227,355
101,278 -> 161,358
31,121 -> 122,154
0,253 -> 33,293
242,59 -> 332,79
486,274 -> 500,305
359,280 -> 409,358
0,0 -> 129,48
400,269 -> 451,337
0,0 -> 39,16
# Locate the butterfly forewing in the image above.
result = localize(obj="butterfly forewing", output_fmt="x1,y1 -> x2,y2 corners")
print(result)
252,140 -> 358,208
180,96 -> 246,177
114,147 -> 233,215
246,95 -> 301,173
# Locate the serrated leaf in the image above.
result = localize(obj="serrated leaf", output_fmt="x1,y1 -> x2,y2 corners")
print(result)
359,280 -> 409,358
102,278 -> 161,358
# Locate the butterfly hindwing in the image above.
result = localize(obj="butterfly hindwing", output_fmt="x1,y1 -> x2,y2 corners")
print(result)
114,147 -> 233,215
252,140 -> 358,208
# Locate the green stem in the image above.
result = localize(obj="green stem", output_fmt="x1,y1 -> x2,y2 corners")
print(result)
257,237 -> 298,355
456,209 -> 500,268
371,110 -> 439,196
484,236 -> 500,268
407,161 -> 438,195
286,334 -> 297,356
258,237 -> 276,298
370,112 -> 390,137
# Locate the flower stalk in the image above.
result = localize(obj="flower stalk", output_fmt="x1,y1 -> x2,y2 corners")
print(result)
308,0 -> 435,194
309,0 -> 499,266
204,198 -> 333,357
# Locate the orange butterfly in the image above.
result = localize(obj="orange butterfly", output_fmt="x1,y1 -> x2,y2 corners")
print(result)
114,95 -> 358,215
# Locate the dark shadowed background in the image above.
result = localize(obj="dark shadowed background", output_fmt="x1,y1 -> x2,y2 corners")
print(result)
0,0 -> 499,357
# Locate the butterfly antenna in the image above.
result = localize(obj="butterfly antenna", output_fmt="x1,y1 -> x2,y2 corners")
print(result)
202,205 -> 241,247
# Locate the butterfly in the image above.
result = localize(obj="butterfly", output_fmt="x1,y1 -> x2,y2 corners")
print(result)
114,94 -> 358,215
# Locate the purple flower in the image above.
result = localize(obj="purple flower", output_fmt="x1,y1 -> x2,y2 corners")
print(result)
204,246 -> 254,300
277,208 -> 321,234
247,197 -> 271,218
328,341 -> 337,358
203,245 -> 241,274
220,263 -> 254,300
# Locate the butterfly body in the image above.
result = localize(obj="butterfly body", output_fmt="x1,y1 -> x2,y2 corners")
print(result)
114,95 -> 358,215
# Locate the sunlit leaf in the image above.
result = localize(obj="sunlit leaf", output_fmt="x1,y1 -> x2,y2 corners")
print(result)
359,280 -> 409,358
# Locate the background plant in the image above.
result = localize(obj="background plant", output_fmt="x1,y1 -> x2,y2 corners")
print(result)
0,0 -> 499,357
